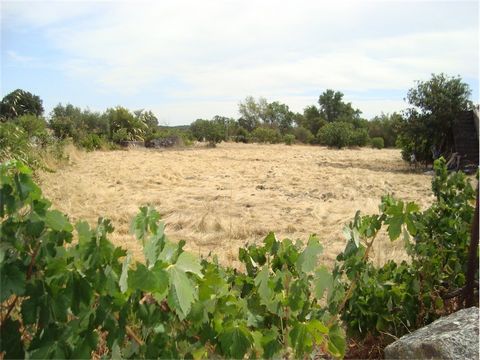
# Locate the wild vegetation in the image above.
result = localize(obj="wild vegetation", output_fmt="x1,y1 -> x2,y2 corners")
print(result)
0,157 -> 477,359
1,73 -> 478,358
1,73 -> 474,166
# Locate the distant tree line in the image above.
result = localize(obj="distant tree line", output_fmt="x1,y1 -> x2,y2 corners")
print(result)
1,73 -> 475,165
190,90 -> 404,149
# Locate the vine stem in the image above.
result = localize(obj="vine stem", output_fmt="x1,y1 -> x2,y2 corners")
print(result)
336,235 -> 377,317
126,325 -> 144,346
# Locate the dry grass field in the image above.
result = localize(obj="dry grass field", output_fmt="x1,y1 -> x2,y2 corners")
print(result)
38,143 -> 434,268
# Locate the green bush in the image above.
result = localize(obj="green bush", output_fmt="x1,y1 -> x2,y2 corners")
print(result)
350,128 -> 369,147
0,123 -> 41,169
371,137 -> 384,149
317,121 -> 353,148
251,127 -> 282,143
80,133 -> 106,151
293,126 -> 314,144
283,134 -> 295,145
233,126 -> 250,143
338,158 -> 477,337
12,114 -> 47,138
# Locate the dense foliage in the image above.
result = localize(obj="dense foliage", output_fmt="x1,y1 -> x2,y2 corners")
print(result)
1,158 -> 476,359
397,73 -> 473,164
0,161 -> 347,359
339,158 -> 477,339
0,89 -> 44,120
370,137 -> 384,149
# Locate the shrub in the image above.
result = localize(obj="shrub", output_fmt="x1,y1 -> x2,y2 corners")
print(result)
251,127 -> 282,143
80,133 -> 105,151
293,126 -> 314,144
12,114 -> 47,138
283,133 -> 295,145
350,128 -> 369,147
317,121 -> 353,148
0,123 -> 41,169
371,137 -> 384,149
234,126 -> 250,143
338,158 -> 477,338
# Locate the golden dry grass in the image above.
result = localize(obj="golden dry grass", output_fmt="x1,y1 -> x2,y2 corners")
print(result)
38,143 -> 434,268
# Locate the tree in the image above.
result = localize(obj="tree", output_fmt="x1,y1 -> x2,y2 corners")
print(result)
264,101 -> 294,135
0,89 -> 44,119
105,106 -> 147,142
134,109 -> 159,129
317,122 -> 354,148
190,118 -> 225,146
49,104 -> 108,140
368,113 -> 402,148
238,96 -> 266,131
318,89 -> 360,123
298,105 -> 326,136
398,73 -> 473,163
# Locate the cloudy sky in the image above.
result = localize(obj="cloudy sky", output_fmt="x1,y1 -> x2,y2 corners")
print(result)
1,1 -> 478,125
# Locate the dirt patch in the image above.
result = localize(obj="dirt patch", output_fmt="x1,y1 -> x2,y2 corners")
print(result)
38,143 -> 433,268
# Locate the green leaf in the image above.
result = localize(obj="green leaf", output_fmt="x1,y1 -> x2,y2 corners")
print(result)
144,233 -> 164,267
263,232 -> 279,255
1,263 -> 26,302
260,328 -> 282,359
327,324 -> 346,358
167,266 -> 197,319
0,318 -> 24,359
128,263 -> 168,294
387,215 -> 403,240
119,253 -> 132,293
111,341 -> 123,360
45,210 -> 73,232
296,236 -> 323,273
175,252 -> 203,278
314,266 -> 333,299
219,324 -> 253,359
76,221 -> 92,244
254,265 -> 272,305
290,322 -> 312,356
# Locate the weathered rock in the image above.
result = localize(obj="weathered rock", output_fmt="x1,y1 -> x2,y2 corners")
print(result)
145,137 -> 180,148
384,307 -> 479,359
119,140 -> 145,148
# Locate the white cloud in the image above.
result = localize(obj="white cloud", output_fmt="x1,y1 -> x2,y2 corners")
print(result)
2,0 -> 478,124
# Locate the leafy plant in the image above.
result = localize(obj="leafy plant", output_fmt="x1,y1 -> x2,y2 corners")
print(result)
284,134 -> 295,145
1,157 -> 475,359
0,161 -> 345,359
371,137 -> 384,149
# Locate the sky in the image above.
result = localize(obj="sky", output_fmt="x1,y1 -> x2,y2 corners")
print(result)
1,1 -> 479,126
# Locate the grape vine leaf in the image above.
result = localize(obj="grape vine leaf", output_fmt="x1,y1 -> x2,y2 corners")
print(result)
290,322 -> 312,356
175,252 -> 203,278
219,324 -> 253,359
167,266 -> 197,320
254,265 -> 272,304
128,263 -> 168,294
45,210 -> 73,232
296,236 -> 323,273
119,253 -> 131,293
314,266 -> 333,299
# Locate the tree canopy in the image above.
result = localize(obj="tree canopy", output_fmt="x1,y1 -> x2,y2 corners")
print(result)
397,73 -> 473,163
0,89 -> 44,119
318,89 -> 361,123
